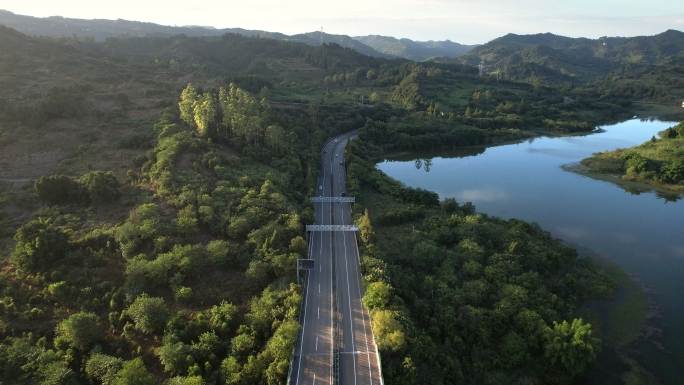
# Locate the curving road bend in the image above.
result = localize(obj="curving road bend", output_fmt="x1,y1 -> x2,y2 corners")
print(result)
290,133 -> 382,385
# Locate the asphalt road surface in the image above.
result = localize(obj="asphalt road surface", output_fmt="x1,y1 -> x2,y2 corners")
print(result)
290,133 -> 382,385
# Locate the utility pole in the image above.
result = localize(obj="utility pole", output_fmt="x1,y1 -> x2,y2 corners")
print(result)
478,56 -> 486,77
320,27 -> 324,46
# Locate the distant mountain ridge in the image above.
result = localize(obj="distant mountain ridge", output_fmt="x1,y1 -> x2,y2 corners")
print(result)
354,35 -> 478,61
456,30 -> 684,85
0,9 -> 472,61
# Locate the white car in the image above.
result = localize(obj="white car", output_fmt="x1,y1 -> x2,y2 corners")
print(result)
319,185 -> 323,190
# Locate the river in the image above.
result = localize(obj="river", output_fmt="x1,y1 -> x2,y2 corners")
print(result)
376,119 -> 684,384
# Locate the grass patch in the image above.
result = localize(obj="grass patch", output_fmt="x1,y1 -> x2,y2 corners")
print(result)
602,262 -> 648,346
562,162 -> 684,198
582,254 -> 648,348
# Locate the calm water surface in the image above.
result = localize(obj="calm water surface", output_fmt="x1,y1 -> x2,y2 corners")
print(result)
377,119 -> 684,384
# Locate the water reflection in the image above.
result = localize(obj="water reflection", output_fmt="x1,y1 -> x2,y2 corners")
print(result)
655,191 -> 681,203
385,146 -> 485,163
456,187 -> 508,203
377,119 -> 684,384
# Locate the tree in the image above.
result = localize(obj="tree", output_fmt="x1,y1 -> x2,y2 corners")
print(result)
34,174 -> 80,205
265,125 -> 286,153
166,376 -> 205,385
155,336 -> 190,375
307,100 -> 319,126
78,171 -> 121,205
86,354 -> 124,385
544,318 -> 601,377
112,358 -> 156,385
127,294 -> 170,335
11,218 -> 71,271
39,360 -> 78,385
211,301 -> 239,337
179,84 -> 198,127
357,209 -> 375,245
55,312 -> 105,351
193,93 -> 217,137
363,281 -> 391,311
372,310 -> 405,352
659,161 -> 684,183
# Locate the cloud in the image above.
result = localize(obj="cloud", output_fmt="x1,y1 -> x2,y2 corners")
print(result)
670,245 -> 684,258
610,232 -> 638,244
456,188 -> 507,202
554,226 -> 592,241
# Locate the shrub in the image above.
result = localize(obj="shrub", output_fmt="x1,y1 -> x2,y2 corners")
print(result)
11,219 -> 71,271
78,171 -> 121,205
55,312 -> 105,351
35,175 -> 81,204
127,294 -> 170,335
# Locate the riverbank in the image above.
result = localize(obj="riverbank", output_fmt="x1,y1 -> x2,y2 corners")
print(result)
566,119 -> 684,197
576,245 -> 663,385
374,127 -> 606,161
562,162 -> 683,198
632,102 -> 684,121
375,117 -> 684,384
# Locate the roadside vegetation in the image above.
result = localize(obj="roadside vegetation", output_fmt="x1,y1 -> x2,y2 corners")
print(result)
346,138 -> 617,384
0,21 -> 682,384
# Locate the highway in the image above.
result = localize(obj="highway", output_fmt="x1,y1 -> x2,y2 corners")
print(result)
290,133 -> 382,385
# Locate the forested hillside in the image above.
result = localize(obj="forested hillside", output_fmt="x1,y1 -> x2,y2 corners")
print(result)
0,22 -> 670,385
457,30 -> 684,103
354,35 -> 477,61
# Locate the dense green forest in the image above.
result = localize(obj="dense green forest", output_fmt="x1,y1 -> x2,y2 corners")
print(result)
455,30 -> 684,104
580,120 -> 684,193
0,22 -> 680,385
344,138 -> 616,384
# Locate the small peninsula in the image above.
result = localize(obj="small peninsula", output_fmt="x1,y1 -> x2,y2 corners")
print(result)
579,121 -> 684,194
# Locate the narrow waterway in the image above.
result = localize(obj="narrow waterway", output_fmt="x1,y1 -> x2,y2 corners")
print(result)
376,119 -> 684,384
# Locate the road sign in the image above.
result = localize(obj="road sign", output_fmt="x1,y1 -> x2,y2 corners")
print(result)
306,225 -> 359,232
310,197 -> 355,203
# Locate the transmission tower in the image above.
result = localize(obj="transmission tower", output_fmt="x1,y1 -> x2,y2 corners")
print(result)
478,56 -> 486,77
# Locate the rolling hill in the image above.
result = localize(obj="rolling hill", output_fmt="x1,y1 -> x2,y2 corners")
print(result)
456,30 -> 684,90
0,9 -> 474,61
354,34 -> 478,61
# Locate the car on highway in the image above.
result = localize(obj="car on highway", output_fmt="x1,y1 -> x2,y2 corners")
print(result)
341,192 -> 346,196
319,185 -> 322,190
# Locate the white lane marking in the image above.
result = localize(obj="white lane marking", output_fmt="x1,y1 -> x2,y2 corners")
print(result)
352,228 -> 376,385
316,337 -> 318,351
342,227 -> 357,385
295,247 -> 313,385
313,374 -> 316,385
319,283 -> 320,293
320,264 -> 321,272
318,307 -> 320,319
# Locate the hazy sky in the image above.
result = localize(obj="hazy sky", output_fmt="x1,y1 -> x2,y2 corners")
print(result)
5,0 -> 684,44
